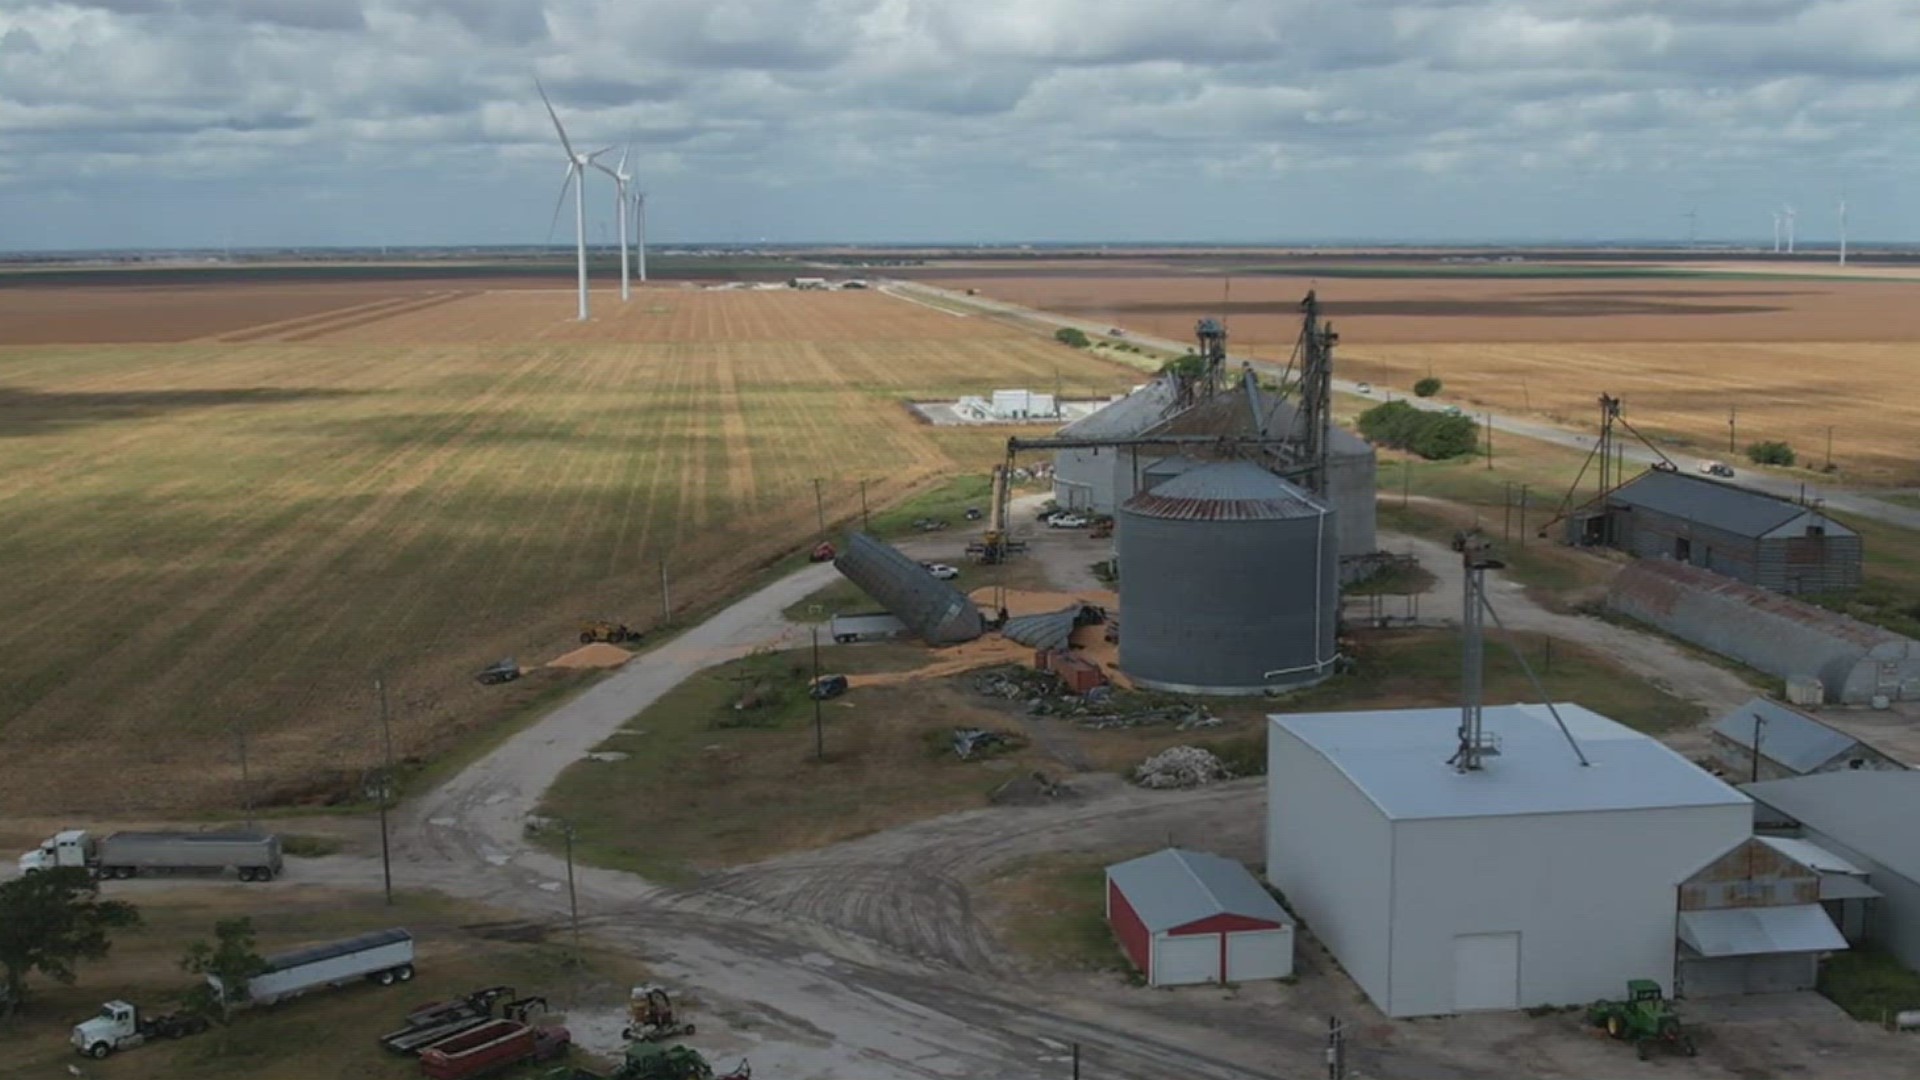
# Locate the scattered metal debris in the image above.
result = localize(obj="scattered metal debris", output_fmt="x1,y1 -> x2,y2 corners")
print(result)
952,727 -> 1021,760
1134,745 -> 1233,789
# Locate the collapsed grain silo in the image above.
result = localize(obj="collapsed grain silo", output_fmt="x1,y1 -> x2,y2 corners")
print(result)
832,532 -> 984,645
1118,461 -> 1338,694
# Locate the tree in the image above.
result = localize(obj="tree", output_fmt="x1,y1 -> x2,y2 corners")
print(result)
1159,352 -> 1208,381
180,917 -> 269,1025
1356,400 -> 1481,460
1747,440 -> 1796,467
1413,376 -> 1443,398
1053,327 -> 1090,349
0,867 -> 142,1017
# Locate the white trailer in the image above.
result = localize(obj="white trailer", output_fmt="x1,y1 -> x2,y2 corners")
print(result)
17,829 -> 282,881
211,928 -> 415,1006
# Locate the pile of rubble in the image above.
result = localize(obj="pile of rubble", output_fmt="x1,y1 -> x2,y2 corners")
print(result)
1133,745 -> 1233,790
972,667 -> 1220,730
951,727 -> 1022,760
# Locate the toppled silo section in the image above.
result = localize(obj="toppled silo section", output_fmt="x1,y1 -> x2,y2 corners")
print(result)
1609,559 -> 1920,705
832,532 -> 984,645
1001,603 -> 1106,653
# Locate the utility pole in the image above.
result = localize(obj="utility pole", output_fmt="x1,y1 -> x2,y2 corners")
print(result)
813,478 -> 826,535
1326,1016 -> 1348,1080
377,675 -> 394,906
1485,412 -> 1494,470
810,625 -> 824,761
1518,484 -> 1529,547
1401,457 -> 1411,508
659,556 -> 670,623
234,720 -> 254,831
1503,483 -> 1513,543
859,479 -> 870,532
1826,425 -> 1835,472
1728,405 -> 1737,454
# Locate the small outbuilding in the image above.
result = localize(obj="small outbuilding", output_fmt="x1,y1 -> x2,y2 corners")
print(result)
1105,848 -> 1294,986
1268,704 -> 1751,1017
1708,698 -> 1906,781
1571,470 -> 1860,594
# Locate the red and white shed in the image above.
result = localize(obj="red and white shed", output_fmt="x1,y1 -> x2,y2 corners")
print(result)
1105,848 -> 1294,986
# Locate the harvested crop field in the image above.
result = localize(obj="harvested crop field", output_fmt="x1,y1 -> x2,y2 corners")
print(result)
0,284 -> 1136,815
937,269 -> 1920,484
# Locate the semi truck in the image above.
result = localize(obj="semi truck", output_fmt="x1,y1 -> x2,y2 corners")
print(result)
19,829 -> 283,881
419,1019 -> 571,1080
70,1002 -> 209,1059
72,929 -> 415,1059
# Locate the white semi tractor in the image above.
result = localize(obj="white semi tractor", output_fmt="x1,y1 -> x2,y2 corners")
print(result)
19,829 -> 283,881
72,928 -> 415,1058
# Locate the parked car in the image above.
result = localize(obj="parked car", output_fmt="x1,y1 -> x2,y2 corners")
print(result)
809,674 -> 849,700
1699,460 -> 1735,478
1048,515 -> 1089,529
1355,382 -> 1372,394
922,563 -> 960,580
1652,460 -> 1678,473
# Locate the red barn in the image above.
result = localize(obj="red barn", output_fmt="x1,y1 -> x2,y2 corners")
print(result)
1105,848 -> 1295,986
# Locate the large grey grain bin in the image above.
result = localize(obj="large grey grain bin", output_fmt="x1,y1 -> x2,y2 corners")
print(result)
832,532 -> 984,645
1118,461 -> 1338,694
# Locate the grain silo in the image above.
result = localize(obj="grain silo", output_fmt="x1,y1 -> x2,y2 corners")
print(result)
1118,460 -> 1337,694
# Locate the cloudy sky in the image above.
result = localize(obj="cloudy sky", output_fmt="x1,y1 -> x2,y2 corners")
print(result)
0,0 -> 1915,250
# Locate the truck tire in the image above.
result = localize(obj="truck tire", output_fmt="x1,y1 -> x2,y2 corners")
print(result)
87,1043 -> 111,1059
374,969 -> 396,986
238,867 -> 254,882
255,866 -> 274,882
395,964 -> 414,982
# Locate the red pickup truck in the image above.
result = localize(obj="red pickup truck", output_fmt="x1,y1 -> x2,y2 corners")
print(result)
418,1019 -> 570,1080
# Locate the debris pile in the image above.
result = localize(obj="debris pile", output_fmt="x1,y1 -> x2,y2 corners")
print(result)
989,770 -> 1073,805
1134,746 -> 1233,789
971,665 -> 1218,729
952,727 -> 1021,760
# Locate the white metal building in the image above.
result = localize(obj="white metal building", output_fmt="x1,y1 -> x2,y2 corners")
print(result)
1105,848 -> 1294,986
1267,704 -> 1751,1017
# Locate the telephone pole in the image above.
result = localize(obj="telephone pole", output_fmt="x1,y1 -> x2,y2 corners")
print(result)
813,478 -> 826,534
234,720 -> 254,831
811,625 -> 825,761
377,675 -> 395,906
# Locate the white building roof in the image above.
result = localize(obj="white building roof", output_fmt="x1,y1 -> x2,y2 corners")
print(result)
1271,704 -> 1750,821
1710,698 -> 1863,774
1678,905 -> 1847,958
1743,772 -> 1920,883
1106,848 -> 1290,934
1758,835 -> 1867,876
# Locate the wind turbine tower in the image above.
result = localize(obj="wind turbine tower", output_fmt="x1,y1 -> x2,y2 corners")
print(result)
1784,205 -> 1797,255
537,79 -> 609,321
1683,208 -> 1698,248
635,190 -> 648,283
1838,197 -> 1848,266
593,144 -> 636,302
1772,210 -> 1782,253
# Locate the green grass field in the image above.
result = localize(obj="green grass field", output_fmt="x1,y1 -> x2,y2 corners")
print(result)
0,288 -> 1136,815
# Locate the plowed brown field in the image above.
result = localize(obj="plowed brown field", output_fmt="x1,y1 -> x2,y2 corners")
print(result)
0,286 -> 1134,814
938,271 -> 1920,483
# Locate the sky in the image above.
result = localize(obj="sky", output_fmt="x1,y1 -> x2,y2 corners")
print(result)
0,0 -> 1916,251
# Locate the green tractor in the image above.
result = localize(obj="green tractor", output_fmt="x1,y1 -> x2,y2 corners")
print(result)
617,1043 -> 749,1080
1586,979 -> 1698,1060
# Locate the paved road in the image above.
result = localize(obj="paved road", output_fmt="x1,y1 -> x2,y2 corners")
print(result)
887,281 -> 1920,531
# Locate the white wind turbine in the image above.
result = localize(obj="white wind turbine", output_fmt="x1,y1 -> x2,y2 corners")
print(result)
1772,210 -> 1782,253
1838,195 -> 1848,266
1784,204 -> 1797,254
592,143 -> 636,301
634,188 -> 648,283
537,79 -> 610,321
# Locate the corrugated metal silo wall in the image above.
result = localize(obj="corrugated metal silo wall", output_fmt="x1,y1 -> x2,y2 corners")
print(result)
1117,510 -> 1338,693
1328,451 -> 1376,579
1606,560 -> 1869,703
832,532 -> 984,645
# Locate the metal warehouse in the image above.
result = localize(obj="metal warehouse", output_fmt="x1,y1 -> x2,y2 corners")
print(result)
1707,697 -> 1906,781
1118,461 -> 1338,695
1105,848 -> 1294,986
1610,559 -> 1920,705
1266,704 -> 1751,1017
1571,470 -> 1860,594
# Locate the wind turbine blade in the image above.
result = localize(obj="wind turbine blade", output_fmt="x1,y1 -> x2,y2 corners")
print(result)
535,78 -> 576,160
587,146 -> 615,163
617,141 -> 631,173
546,166 -> 576,245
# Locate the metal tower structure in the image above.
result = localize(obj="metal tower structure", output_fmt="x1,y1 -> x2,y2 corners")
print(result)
1452,532 -> 1504,772
1192,316 -> 1228,403
1289,290 -> 1337,498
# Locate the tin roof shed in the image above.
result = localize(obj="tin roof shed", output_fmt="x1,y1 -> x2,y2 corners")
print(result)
1710,698 -> 1870,774
1106,848 -> 1290,933
1608,472 -> 1855,540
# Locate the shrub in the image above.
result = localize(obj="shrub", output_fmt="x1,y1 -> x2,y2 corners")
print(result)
1413,376 -> 1443,397
1054,327 -> 1090,349
1159,352 -> 1208,380
1747,440 -> 1796,466
1356,400 -> 1481,460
